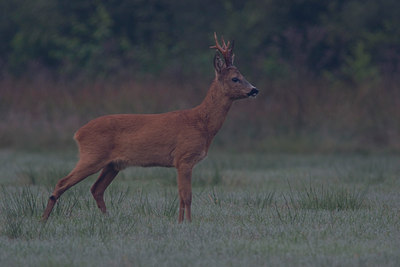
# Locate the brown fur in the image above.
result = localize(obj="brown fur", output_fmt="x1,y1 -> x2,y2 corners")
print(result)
41,34 -> 258,223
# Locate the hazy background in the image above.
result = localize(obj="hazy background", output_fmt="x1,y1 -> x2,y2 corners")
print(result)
1,0 -> 399,152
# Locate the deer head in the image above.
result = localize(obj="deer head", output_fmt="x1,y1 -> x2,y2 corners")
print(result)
210,32 -> 258,99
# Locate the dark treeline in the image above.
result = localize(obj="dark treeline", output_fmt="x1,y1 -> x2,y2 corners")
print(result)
1,0 -> 400,152
1,0 -> 400,82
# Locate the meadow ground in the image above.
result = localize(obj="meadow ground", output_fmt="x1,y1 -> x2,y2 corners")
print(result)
0,149 -> 399,266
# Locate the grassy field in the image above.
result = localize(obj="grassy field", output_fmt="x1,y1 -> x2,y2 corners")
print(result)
0,149 -> 399,266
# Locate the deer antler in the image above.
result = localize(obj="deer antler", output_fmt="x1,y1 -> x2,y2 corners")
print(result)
210,32 -> 235,67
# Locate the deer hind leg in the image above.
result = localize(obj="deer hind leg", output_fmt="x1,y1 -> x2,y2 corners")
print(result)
90,163 -> 119,213
177,164 -> 193,223
41,159 -> 106,221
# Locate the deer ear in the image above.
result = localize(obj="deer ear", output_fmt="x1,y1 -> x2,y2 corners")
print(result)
214,52 -> 226,74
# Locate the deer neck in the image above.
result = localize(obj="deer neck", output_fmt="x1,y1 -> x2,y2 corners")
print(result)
196,80 -> 233,137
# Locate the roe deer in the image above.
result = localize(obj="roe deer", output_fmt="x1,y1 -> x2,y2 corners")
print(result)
41,33 -> 259,223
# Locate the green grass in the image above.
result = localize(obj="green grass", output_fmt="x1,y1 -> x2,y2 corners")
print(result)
0,150 -> 399,266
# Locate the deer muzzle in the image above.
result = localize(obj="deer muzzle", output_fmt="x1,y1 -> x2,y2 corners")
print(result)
247,88 -> 259,97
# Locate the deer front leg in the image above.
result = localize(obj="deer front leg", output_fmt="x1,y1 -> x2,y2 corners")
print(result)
177,164 -> 193,223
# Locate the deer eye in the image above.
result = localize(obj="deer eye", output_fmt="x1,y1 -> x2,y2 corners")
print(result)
232,77 -> 240,83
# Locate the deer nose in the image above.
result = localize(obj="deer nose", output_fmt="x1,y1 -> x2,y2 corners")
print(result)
247,88 -> 259,97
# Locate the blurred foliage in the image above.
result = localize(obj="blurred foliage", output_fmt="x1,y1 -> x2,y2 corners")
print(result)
1,0 -> 400,82
1,0 -> 400,152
